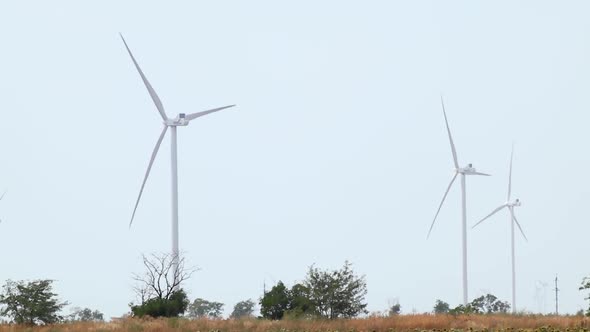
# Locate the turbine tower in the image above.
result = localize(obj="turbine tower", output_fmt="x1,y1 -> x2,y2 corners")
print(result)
472,145 -> 527,313
121,34 -> 235,277
427,96 -> 490,305
0,192 -> 5,223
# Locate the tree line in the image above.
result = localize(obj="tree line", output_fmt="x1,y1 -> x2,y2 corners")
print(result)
0,279 -> 103,325
129,256 -> 368,320
3,252 -> 590,325
259,261 -> 367,319
0,256 -> 368,324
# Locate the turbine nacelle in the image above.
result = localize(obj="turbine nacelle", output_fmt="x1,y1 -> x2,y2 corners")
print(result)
457,163 -> 475,173
508,198 -> 521,207
165,113 -> 189,127
456,163 -> 487,175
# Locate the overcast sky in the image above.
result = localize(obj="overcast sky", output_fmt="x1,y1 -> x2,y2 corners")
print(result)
0,0 -> 589,319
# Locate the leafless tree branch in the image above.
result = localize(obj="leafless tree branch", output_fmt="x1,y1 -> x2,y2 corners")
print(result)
132,252 -> 198,303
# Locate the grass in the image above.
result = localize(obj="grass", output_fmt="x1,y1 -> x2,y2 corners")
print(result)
0,315 -> 589,332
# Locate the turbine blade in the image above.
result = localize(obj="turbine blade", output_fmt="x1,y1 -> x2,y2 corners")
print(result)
471,172 -> 491,176
130,126 -> 169,227
510,208 -> 528,241
0,191 -> 5,200
186,104 -> 236,121
120,34 -> 168,121
427,173 -> 458,238
441,96 -> 459,169
508,144 -> 514,201
472,204 -> 507,229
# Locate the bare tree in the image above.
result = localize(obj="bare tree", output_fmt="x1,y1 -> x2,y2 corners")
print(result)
133,253 -> 197,304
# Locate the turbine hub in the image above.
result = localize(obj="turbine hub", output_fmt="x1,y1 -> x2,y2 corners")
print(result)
508,198 -> 521,207
458,164 -> 476,174
165,114 -> 189,127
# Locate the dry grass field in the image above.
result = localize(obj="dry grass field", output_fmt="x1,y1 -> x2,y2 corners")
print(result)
0,315 -> 589,332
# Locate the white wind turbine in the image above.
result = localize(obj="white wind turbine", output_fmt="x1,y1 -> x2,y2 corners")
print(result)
121,34 -> 235,276
427,97 -> 490,305
0,192 -> 5,223
472,145 -> 527,313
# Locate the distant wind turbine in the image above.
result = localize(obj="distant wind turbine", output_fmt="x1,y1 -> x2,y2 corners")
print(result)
472,145 -> 527,313
427,96 -> 490,305
0,192 -> 5,223
121,34 -> 236,277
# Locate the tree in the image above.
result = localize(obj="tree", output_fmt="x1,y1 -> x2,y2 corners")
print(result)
470,294 -> 510,314
187,298 -> 224,319
67,307 -> 104,322
580,276 -> 590,316
129,253 -> 195,318
259,282 -> 316,320
388,303 -> 401,316
304,261 -> 368,319
131,289 -> 189,318
490,298 -> 510,313
448,304 -> 475,315
0,279 -> 68,325
286,283 -> 314,318
433,299 -> 450,314
448,294 -> 510,315
230,299 -> 255,319
260,281 -> 290,320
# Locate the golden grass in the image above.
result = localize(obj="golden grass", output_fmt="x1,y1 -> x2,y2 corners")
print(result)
0,315 -> 589,332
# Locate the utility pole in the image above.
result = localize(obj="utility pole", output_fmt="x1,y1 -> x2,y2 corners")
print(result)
554,275 -> 559,315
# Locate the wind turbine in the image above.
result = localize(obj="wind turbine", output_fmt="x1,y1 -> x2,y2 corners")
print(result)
0,192 -> 5,223
121,34 -> 235,277
472,145 -> 527,313
427,97 -> 490,305
535,280 -> 549,314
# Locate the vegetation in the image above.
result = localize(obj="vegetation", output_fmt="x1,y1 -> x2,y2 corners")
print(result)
388,303 -> 401,316
433,299 -> 450,314
304,261 -> 368,319
470,294 -> 511,313
0,258 -> 579,330
230,299 -> 256,318
287,283 -> 315,318
448,294 -> 510,315
0,314 -> 589,332
129,253 -> 195,318
259,261 -> 367,320
130,288 -> 189,318
187,298 -> 224,319
260,281 -> 314,319
579,276 -> 590,316
0,279 -> 67,325
260,281 -> 291,319
67,307 -> 104,322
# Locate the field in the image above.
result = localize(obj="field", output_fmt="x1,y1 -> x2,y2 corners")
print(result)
1,315 -> 589,332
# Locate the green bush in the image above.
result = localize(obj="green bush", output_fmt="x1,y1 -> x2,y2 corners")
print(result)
130,289 -> 189,318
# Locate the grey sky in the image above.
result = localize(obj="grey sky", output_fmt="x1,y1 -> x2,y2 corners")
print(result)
0,0 -> 589,319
